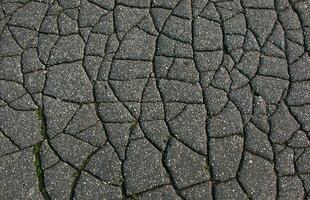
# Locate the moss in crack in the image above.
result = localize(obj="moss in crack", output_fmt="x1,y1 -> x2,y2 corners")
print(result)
129,121 -> 138,132
33,143 -> 51,200
36,108 -> 48,139
251,89 -> 260,96
36,108 -> 44,121
69,149 -> 99,199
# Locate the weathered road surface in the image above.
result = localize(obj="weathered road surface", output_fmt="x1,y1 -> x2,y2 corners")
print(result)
0,0 -> 309,199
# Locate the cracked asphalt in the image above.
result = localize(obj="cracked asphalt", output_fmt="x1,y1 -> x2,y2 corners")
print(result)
0,0 -> 310,199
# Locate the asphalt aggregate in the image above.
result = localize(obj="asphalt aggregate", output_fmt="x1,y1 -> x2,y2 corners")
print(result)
0,0 -> 310,199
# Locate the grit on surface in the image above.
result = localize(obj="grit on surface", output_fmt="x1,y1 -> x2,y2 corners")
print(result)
0,0 -> 310,199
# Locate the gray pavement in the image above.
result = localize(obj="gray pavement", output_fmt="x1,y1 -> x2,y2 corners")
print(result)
0,0 -> 310,199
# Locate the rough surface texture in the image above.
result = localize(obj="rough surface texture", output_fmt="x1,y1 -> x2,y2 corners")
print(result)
0,0 -> 310,199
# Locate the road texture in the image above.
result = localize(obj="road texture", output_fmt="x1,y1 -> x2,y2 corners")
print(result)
0,0 -> 310,199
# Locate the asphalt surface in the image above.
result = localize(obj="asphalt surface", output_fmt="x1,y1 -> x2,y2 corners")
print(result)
0,0 -> 310,199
